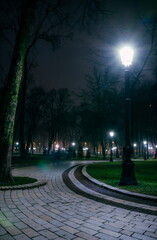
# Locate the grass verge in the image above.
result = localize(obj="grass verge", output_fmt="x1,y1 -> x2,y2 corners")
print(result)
86,160 -> 157,196
0,177 -> 37,186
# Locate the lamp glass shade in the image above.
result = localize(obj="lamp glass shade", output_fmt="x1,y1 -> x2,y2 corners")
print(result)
120,46 -> 133,67
109,131 -> 114,137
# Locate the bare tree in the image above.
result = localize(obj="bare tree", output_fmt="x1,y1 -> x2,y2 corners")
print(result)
0,0 -> 37,183
0,0 -> 109,183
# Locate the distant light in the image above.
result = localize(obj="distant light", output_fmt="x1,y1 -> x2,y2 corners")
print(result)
112,147 -> 117,150
16,142 -> 19,146
156,145 -> 157,148
109,131 -> 114,137
143,141 -> 147,145
56,144 -> 59,148
83,147 -> 88,151
72,142 -> 75,146
133,143 -> 137,147
120,46 -> 134,67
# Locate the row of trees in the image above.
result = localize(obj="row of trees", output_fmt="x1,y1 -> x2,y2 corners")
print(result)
12,66 -> 157,160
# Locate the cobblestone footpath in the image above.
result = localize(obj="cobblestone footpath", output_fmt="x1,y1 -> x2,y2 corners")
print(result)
0,161 -> 157,240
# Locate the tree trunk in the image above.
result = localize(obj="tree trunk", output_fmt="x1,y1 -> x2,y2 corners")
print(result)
19,60 -> 28,158
25,129 -> 33,155
0,0 -> 37,183
48,139 -> 52,155
101,139 -> 106,160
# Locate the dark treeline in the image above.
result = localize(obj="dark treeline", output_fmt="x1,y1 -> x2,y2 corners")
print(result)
11,66 -> 157,160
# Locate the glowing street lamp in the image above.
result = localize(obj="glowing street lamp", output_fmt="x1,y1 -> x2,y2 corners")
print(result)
119,45 -> 137,185
120,46 -> 134,67
109,131 -> 114,162
109,131 -> 114,138
15,142 -> 19,152
133,143 -> 137,158
143,141 -> 147,160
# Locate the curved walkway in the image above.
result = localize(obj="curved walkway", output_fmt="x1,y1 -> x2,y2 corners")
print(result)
0,161 -> 157,240
63,165 -> 157,215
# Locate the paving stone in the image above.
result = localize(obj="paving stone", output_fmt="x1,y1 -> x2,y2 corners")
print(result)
62,220 -> 79,228
14,221 -> 28,230
119,235 -> 137,240
77,226 -> 97,235
83,222 -> 101,231
120,229 -> 133,236
22,228 -> 39,238
95,232 -> 118,240
5,226 -> 21,235
39,229 -> 57,239
0,220 -> 13,228
99,223 -> 122,232
148,225 -> 157,232
6,216 -> 19,223
0,225 -> 7,235
40,214 -> 53,221
32,236 -> 48,240
85,219 -> 104,226
99,228 -> 121,238
53,238 -> 65,240
76,231 -> 99,240
55,230 -> 75,239
14,234 -> 31,240
132,233 -> 157,240
60,225 -> 79,234
0,234 -> 15,240
144,231 -> 157,238
73,238 -> 84,240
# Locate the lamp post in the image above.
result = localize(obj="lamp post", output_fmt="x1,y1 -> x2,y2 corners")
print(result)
133,143 -> 137,158
72,142 -> 76,158
109,131 -> 114,162
143,141 -> 147,160
119,46 -> 137,185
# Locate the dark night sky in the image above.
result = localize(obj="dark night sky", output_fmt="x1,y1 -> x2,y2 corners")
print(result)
0,0 -> 157,91
33,0 -> 157,91
34,35 -> 91,91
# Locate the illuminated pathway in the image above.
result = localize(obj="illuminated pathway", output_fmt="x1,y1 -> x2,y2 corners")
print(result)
0,161 -> 157,240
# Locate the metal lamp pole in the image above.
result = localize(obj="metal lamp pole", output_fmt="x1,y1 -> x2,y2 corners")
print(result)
119,46 -> 137,185
109,131 -> 114,162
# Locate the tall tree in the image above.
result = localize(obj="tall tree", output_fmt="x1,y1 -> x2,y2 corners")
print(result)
0,0 -> 37,183
0,0 -> 108,182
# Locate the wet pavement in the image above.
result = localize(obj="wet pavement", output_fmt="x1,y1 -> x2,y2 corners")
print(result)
0,160 -> 157,240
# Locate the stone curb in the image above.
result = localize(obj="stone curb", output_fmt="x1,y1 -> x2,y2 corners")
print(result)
0,179 -> 47,190
82,165 -> 157,201
67,165 -> 157,213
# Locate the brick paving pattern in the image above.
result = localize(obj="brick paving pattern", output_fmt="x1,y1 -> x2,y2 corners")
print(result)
0,162 -> 157,240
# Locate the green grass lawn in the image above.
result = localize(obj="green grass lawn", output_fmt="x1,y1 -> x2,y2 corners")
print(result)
0,177 -> 37,186
86,160 -> 157,196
